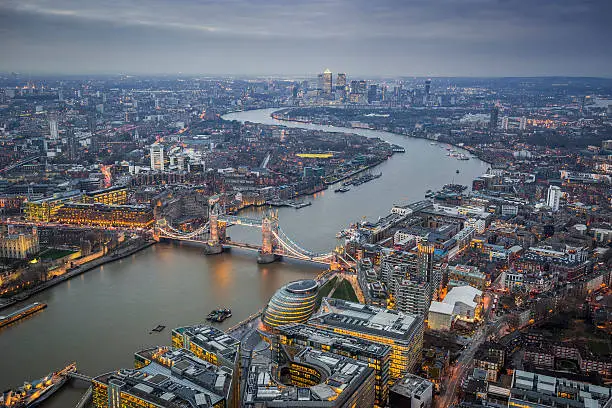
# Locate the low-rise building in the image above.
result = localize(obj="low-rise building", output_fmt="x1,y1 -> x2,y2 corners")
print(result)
0,226 -> 39,259
389,373 -> 433,408
447,264 -> 487,291
508,370 -> 611,408
56,203 -> 154,228
23,190 -> 81,222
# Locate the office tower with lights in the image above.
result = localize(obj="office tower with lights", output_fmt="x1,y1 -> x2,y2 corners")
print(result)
336,73 -> 347,101
336,73 -> 346,89
274,323 -> 391,407
322,68 -> 333,94
263,279 -> 319,328
547,185 -> 561,212
309,298 -> 424,380
48,114 -> 59,140
150,143 -> 165,171
368,84 -> 378,104
317,68 -> 333,96
490,106 -> 500,130
424,79 -> 431,104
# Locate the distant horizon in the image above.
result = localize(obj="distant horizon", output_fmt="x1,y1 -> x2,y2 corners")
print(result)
2,72 -> 612,81
1,0 -> 610,78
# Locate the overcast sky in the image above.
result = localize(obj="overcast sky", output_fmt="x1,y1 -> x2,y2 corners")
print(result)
1,0 -> 610,77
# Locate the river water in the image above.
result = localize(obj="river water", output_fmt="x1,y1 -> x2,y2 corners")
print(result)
0,108 -> 488,406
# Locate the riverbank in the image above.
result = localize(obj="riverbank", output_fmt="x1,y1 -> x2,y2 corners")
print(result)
0,240 -> 156,311
271,108 -> 493,166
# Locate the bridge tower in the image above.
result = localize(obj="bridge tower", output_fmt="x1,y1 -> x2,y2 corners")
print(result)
204,203 -> 224,255
258,209 -> 279,264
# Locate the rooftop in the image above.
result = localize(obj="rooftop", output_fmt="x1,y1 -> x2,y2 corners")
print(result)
276,323 -> 391,359
390,373 -> 433,398
286,279 -> 319,294
310,298 -> 423,342
443,286 -> 482,309
94,347 -> 232,408
172,325 -> 240,364
245,346 -> 374,406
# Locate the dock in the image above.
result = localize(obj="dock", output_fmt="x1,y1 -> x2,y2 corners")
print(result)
75,386 -> 93,408
266,200 -> 312,209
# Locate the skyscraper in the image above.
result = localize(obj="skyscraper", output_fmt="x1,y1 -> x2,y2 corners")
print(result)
417,239 -> 440,300
48,114 -> 59,140
322,68 -> 332,94
336,73 -> 347,102
490,106 -> 500,130
547,185 -> 561,212
150,143 -> 165,171
336,73 -> 346,89
424,78 -> 431,104
368,84 -> 378,104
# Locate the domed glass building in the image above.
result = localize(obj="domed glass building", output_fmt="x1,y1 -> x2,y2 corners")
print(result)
263,279 -> 319,328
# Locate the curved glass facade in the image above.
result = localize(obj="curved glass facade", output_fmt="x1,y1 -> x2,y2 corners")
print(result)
263,280 -> 319,328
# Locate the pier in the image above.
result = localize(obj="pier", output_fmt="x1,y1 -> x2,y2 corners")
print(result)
74,386 -> 93,408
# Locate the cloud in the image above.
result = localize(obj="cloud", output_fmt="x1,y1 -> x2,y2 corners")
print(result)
0,0 -> 610,76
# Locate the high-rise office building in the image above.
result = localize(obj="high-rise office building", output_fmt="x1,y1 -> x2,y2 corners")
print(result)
336,73 -> 347,89
424,79 -> 431,104
394,278 -> 432,316
48,114 -> 59,140
418,239 -> 440,299
336,73 -> 347,102
490,106 -> 500,130
310,298 -> 424,380
501,116 -> 509,130
92,346 -> 236,408
368,84 -> 378,104
150,143 -> 165,171
274,323 -> 391,407
547,185 -> 561,212
322,68 -> 333,94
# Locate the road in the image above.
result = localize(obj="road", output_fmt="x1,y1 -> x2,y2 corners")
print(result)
437,326 -> 487,408
435,291 -> 505,407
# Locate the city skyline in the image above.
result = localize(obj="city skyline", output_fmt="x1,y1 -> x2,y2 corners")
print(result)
1,0 -> 611,77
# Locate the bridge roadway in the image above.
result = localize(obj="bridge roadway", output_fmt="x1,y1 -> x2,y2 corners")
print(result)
66,371 -> 93,382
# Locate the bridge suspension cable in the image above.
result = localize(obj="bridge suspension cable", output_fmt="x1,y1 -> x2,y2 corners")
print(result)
273,228 -> 334,261
157,222 -> 209,239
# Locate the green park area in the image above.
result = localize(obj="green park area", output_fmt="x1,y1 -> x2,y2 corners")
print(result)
331,279 -> 359,303
39,248 -> 77,260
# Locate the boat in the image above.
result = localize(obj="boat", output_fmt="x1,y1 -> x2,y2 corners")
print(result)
0,302 -> 47,329
456,169 -> 460,174
391,144 -> 405,153
430,142 -> 437,145
334,186 -> 351,193
0,363 -> 76,407
457,154 -> 470,160
293,202 -> 312,209
206,308 -> 232,323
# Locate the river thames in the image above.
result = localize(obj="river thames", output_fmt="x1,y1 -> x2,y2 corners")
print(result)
0,108 -> 488,406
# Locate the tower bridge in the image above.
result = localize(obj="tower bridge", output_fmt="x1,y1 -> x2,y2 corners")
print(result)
154,207 -> 351,267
